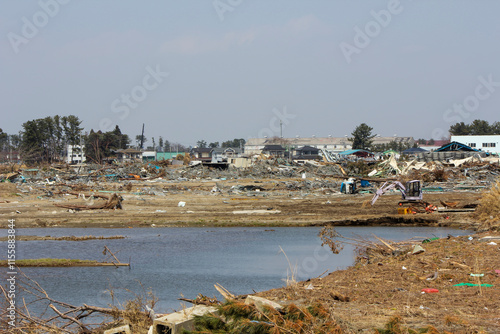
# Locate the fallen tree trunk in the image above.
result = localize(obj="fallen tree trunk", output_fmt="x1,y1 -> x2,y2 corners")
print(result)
56,191 -> 110,200
54,193 -> 123,210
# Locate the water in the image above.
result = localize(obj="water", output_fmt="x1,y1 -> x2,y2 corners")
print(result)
0,226 -> 471,313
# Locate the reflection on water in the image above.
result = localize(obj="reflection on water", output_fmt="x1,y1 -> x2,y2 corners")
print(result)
0,226 -> 471,312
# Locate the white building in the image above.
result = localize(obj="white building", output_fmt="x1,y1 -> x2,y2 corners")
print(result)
67,145 -> 85,163
245,137 -> 352,155
244,136 -> 414,155
451,135 -> 500,154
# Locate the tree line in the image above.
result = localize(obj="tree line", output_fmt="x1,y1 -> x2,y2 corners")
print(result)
18,115 -> 83,163
3,116 -> 497,164
195,138 -> 246,149
448,119 -> 500,136
349,123 -> 417,152
1,115 -> 250,164
350,119 -> 499,152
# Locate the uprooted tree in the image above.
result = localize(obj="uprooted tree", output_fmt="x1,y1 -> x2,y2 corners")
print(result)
0,271 -> 157,334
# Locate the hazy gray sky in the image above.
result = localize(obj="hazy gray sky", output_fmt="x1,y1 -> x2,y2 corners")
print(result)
1,0 -> 499,146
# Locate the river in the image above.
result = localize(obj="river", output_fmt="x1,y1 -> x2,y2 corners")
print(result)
0,226 -> 471,314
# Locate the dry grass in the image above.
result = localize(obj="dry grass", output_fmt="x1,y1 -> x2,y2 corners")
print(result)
474,180 -> 500,231
279,246 -> 299,294
187,300 -> 345,334
0,182 -> 20,199
258,231 -> 500,333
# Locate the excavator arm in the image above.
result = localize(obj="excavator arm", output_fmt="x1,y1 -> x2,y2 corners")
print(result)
370,181 -> 406,205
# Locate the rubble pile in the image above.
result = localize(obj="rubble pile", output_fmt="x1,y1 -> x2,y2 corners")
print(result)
0,156 -> 498,206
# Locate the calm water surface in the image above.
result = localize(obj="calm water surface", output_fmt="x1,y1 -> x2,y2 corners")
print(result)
0,226 -> 471,313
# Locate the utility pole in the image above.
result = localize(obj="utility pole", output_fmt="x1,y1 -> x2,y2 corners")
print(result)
280,120 -> 283,138
140,123 -> 145,150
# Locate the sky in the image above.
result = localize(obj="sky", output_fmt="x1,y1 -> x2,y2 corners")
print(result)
1,0 -> 500,147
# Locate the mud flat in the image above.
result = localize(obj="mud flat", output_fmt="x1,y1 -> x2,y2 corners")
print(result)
0,235 -> 125,241
0,178 -> 481,229
0,258 -> 129,267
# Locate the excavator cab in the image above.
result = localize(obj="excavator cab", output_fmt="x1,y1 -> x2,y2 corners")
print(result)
403,180 -> 422,201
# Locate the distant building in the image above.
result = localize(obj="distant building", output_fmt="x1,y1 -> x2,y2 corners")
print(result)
419,139 -> 450,152
245,137 -> 352,155
451,135 -> 500,154
245,136 -> 414,155
371,136 -> 415,147
142,151 -> 156,162
414,141 -> 489,162
228,157 -> 252,168
116,148 -> 142,162
339,149 -> 374,158
211,147 -> 243,163
292,146 -> 321,161
156,152 -> 185,161
435,141 -> 480,152
67,145 -> 85,164
0,151 -> 21,163
191,148 -> 213,162
261,145 -> 286,158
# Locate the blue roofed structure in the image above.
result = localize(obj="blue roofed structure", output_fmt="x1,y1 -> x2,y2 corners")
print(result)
434,141 -> 481,152
402,147 -> 428,154
338,149 -> 374,157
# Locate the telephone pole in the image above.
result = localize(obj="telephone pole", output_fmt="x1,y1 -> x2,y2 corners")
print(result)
140,123 -> 145,149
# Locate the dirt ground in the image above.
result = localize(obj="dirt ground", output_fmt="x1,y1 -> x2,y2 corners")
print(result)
0,179 -> 483,229
257,231 -> 500,333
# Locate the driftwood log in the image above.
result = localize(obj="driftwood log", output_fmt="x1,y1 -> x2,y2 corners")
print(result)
56,191 -> 110,200
54,193 -> 123,210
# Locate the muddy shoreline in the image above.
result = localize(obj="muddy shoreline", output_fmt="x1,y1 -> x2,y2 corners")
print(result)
0,179 -> 480,230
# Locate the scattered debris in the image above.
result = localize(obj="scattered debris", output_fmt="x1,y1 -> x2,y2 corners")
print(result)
411,244 -> 426,255
421,288 -> 439,293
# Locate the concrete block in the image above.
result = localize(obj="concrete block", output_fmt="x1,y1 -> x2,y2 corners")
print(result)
104,324 -> 131,334
153,305 -> 218,334
244,295 -> 283,312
